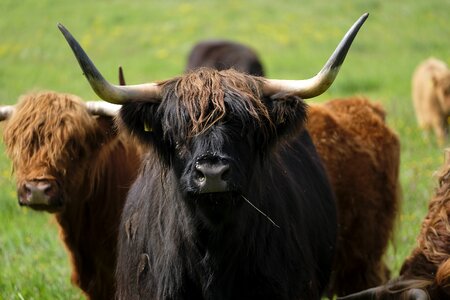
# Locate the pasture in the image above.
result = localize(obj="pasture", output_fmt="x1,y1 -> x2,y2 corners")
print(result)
0,0 -> 449,298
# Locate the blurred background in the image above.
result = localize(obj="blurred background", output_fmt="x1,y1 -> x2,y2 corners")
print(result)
0,0 -> 448,298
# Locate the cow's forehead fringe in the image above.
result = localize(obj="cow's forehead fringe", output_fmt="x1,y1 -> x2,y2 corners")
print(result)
161,68 -> 271,135
3,91 -> 97,170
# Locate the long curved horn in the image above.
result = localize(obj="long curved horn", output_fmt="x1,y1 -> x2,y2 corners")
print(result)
57,23 -> 162,104
0,105 -> 15,121
263,13 -> 369,99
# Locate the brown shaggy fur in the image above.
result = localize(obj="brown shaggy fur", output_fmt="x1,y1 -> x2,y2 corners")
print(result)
397,150 -> 450,297
338,149 -> 450,299
5,92 -> 102,194
412,57 -> 450,145
3,91 -> 143,300
307,97 -> 401,297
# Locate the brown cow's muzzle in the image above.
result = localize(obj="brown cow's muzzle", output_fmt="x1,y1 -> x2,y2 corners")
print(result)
18,180 -> 62,212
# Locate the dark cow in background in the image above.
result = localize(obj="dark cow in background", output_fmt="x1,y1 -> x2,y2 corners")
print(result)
1,91 -> 143,300
307,97 -> 400,296
412,57 -> 450,145
183,38 -> 400,297
59,13 -> 368,299
185,39 -> 265,76
339,150 -> 450,300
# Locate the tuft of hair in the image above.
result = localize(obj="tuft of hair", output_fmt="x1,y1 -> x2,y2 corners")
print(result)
436,258 -> 450,295
3,91 -> 98,175
162,68 -> 271,136
418,150 -> 450,268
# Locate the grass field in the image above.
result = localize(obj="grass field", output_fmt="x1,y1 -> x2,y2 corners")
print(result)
0,0 -> 449,299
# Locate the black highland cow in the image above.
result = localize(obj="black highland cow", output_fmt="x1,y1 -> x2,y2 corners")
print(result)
58,13 -> 368,300
185,39 -> 265,76
182,36 -> 400,299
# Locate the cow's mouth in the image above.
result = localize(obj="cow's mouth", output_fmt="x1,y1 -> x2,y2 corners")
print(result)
19,198 -> 64,213
189,191 -> 241,204
197,190 -> 238,199
187,191 -> 243,225
187,191 -> 279,228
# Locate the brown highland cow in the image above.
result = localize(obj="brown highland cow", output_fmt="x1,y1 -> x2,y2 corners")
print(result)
1,91 -> 143,300
412,57 -> 450,145
307,97 -> 401,297
339,149 -> 450,299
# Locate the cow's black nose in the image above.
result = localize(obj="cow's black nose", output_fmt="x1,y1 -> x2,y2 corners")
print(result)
194,160 -> 230,193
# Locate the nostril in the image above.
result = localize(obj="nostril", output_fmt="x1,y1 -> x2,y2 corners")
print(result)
23,183 -> 34,198
39,183 -> 52,195
211,163 -> 230,181
43,185 -> 52,194
24,183 -> 33,192
194,168 -> 206,183
221,166 -> 230,180
18,183 -> 33,205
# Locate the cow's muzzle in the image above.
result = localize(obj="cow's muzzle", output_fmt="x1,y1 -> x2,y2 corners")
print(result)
193,156 -> 231,194
18,180 -> 62,211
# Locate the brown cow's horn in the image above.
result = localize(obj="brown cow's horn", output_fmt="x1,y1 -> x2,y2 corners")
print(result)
86,101 -> 121,117
263,13 -> 369,99
0,105 -> 15,121
57,23 -> 162,104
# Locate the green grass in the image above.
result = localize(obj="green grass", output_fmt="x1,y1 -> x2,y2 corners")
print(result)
0,0 -> 449,298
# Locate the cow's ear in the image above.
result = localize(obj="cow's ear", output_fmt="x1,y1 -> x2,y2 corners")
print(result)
266,93 -> 308,139
118,102 -> 161,144
93,115 -> 119,144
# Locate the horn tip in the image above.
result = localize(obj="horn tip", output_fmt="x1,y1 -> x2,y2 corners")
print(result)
57,23 -> 70,37
118,66 -> 126,86
355,13 -> 369,27
358,13 -> 369,26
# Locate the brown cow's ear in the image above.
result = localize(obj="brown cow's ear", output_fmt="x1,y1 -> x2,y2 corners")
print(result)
94,115 -> 118,144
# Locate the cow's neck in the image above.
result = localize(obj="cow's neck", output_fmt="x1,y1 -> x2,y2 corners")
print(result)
54,138 -> 139,298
